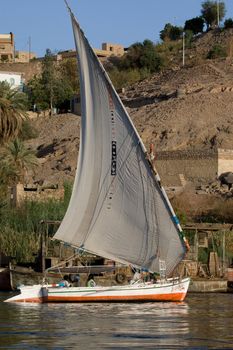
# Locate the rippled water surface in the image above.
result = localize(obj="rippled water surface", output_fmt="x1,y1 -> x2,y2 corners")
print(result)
0,293 -> 232,349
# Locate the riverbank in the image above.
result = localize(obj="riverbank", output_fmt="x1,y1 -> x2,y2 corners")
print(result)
188,278 -> 228,293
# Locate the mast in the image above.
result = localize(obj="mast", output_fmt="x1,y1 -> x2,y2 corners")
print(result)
64,0 -> 72,13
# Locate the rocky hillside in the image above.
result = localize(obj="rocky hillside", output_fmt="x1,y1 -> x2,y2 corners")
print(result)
26,114 -> 80,186
25,30 -> 233,187
122,61 -> 233,151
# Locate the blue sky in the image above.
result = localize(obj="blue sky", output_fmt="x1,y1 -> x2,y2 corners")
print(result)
1,0 -> 233,57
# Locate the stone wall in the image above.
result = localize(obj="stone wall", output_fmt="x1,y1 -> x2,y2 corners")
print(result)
155,149 -> 219,186
154,148 -> 233,186
11,184 -> 64,207
0,61 -> 41,82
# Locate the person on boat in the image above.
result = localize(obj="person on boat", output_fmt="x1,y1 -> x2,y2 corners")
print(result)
68,273 -> 80,286
87,274 -> 96,287
149,272 -> 158,284
59,275 -> 70,287
130,270 -> 142,284
141,270 -> 150,282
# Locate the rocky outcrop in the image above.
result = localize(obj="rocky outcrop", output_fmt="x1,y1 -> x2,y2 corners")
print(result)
195,182 -> 233,198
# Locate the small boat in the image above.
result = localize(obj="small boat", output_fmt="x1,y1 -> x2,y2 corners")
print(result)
5,277 -> 190,303
5,1 -> 190,303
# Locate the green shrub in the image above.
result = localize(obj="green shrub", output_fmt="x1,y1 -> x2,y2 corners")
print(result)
207,44 -> 227,59
109,68 -> 141,90
224,18 -> 233,29
19,119 -> 39,140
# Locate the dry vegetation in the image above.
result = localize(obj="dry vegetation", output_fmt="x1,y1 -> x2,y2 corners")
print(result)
172,189 -> 233,223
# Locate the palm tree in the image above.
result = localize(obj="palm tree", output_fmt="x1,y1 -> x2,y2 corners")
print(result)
0,81 -> 28,144
1,138 -> 38,184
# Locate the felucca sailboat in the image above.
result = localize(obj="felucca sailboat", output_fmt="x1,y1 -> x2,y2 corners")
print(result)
5,1 -> 190,303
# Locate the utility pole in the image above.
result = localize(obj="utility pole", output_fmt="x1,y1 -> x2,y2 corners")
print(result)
28,36 -> 31,62
217,0 -> 220,27
182,32 -> 185,66
13,41 -> 16,63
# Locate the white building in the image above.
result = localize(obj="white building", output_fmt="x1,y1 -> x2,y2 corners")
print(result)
0,71 -> 24,90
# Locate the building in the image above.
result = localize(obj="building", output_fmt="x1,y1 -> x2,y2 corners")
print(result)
15,50 -> 37,63
0,32 -> 37,63
0,33 -> 14,62
10,183 -> 64,207
0,71 -> 24,89
155,148 -> 233,186
101,43 -> 125,56
57,42 -> 125,61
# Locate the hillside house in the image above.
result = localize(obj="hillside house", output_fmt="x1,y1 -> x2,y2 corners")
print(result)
0,32 -> 36,63
57,42 -> 125,61
0,33 -> 14,62
15,50 -> 37,63
0,71 -> 24,90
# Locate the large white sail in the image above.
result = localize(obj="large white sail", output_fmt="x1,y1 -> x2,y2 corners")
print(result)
54,8 -> 187,275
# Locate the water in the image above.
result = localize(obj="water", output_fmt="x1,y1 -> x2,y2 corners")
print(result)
0,293 -> 232,349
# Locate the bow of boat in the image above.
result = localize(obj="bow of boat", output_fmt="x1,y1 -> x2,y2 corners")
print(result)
4,284 -> 47,303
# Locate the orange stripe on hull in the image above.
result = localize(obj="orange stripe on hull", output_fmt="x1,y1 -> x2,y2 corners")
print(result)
47,292 -> 186,303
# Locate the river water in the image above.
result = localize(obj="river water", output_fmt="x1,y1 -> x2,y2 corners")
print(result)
0,293 -> 232,349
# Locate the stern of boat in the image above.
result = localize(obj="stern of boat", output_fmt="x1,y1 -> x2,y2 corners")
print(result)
172,277 -> 190,301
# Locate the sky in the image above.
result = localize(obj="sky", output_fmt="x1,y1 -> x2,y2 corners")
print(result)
1,0 -> 233,57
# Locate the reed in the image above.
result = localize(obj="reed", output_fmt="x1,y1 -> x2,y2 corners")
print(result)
0,181 -> 72,263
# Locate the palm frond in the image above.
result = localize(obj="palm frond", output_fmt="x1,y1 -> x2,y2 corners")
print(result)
0,82 -> 28,144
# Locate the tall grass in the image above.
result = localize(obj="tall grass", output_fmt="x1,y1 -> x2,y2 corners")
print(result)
0,226 -> 40,263
172,193 -> 233,264
0,181 -> 72,263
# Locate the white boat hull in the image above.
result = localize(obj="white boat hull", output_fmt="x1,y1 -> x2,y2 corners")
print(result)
4,284 -> 48,303
4,278 -> 190,303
